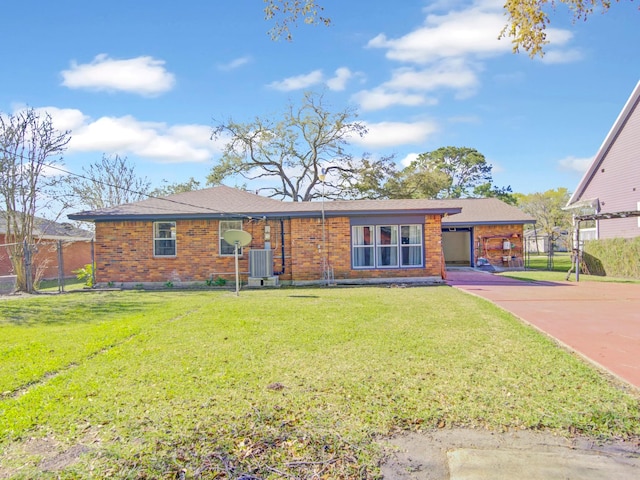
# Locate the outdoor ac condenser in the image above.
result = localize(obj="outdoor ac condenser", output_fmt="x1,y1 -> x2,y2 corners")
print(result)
249,249 -> 275,280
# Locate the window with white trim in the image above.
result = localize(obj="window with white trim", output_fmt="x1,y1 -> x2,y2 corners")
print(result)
352,224 -> 423,268
220,220 -> 243,255
153,222 -> 176,256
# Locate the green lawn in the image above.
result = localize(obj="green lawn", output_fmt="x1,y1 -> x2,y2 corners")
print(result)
1,287 -> 639,478
525,253 -> 572,272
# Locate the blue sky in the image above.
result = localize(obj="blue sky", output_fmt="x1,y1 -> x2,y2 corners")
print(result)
1,0 -> 638,204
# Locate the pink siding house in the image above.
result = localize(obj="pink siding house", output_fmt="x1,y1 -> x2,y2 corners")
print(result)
565,80 -> 640,239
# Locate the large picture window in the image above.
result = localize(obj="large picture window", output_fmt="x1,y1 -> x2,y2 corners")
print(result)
220,220 -> 243,255
154,222 -> 176,256
352,224 -> 423,269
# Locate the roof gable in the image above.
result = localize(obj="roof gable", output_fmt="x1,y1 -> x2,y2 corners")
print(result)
567,80 -> 640,207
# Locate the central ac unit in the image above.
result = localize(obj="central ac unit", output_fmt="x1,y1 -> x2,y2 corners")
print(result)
249,249 -> 273,278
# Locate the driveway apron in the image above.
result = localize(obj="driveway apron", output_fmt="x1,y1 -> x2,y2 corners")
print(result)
446,270 -> 640,389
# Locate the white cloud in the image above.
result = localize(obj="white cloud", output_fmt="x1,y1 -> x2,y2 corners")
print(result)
352,88 -> 430,111
37,107 -> 219,163
61,54 -> 176,96
540,48 -> 583,65
326,67 -> 353,91
367,6 -> 511,64
267,70 -> 324,91
351,120 -> 439,149
217,56 -> 252,71
268,67 -> 360,92
558,156 -> 593,173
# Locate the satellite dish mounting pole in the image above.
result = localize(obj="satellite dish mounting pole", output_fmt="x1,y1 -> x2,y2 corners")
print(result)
234,241 -> 240,296
222,229 -> 252,297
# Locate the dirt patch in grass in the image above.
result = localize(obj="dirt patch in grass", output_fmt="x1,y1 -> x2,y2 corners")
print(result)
379,428 -> 640,479
0,432 -> 97,479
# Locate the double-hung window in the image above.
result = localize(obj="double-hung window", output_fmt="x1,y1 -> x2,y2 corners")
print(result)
220,220 -> 243,255
154,221 -> 176,256
376,225 -> 398,267
401,225 -> 422,266
352,226 -> 375,267
352,223 -> 423,269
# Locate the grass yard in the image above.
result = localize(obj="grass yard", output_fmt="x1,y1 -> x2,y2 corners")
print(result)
525,253 -> 572,272
1,287 -> 640,478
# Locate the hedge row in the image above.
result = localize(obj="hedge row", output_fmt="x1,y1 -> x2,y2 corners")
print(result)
583,237 -> 640,279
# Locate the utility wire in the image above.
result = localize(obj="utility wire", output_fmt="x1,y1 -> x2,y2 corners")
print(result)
0,146 -> 258,221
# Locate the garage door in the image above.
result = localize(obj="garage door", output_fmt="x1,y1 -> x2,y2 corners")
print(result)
442,230 -> 471,266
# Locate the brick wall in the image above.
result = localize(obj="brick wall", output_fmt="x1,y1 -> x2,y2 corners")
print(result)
474,224 -> 525,266
289,214 -> 443,282
0,234 -> 92,279
94,215 -> 446,285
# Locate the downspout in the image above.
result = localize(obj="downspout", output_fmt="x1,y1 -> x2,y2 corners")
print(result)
273,218 -> 286,275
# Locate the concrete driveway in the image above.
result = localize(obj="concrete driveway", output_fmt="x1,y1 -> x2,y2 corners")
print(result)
446,270 -> 640,389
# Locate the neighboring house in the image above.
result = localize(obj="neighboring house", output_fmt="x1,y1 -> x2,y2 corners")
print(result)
565,80 -> 640,239
523,228 -> 570,254
68,186 -> 533,287
0,216 -> 93,279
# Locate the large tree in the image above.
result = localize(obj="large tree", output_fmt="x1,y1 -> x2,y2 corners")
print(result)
65,154 -> 151,210
265,0 -> 631,56
516,187 -> 573,248
403,147 -> 499,199
0,108 -> 71,292
208,92 -> 367,202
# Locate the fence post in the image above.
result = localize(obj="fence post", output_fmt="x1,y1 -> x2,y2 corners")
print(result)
91,239 -> 96,287
23,239 -> 33,293
57,240 -> 65,293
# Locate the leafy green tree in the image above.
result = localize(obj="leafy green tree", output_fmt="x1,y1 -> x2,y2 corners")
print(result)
473,183 -> 517,205
516,188 -> 573,247
406,147 -> 499,199
208,92 -> 367,202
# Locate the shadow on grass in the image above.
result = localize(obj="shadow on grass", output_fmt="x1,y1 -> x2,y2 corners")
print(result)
0,295 -> 160,326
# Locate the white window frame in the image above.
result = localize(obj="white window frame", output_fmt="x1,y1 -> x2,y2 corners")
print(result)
153,221 -> 177,257
376,225 -> 399,268
220,220 -> 244,256
352,223 -> 423,269
400,224 -> 423,267
352,225 -> 375,268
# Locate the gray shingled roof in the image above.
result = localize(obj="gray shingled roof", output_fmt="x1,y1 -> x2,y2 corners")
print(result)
440,198 -> 535,225
67,186 -> 534,225
0,215 -> 93,240
68,185 -> 463,221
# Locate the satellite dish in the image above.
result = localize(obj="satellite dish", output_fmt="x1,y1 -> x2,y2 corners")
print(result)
223,229 -> 252,247
222,229 -> 252,296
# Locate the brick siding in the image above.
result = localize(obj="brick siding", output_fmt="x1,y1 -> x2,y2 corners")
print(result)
474,224 -> 525,266
94,215 -> 445,285
1,234 -> 92,279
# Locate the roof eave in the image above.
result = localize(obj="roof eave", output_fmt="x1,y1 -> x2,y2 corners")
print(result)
69,207 -> 463,222
567,80 -> 640,207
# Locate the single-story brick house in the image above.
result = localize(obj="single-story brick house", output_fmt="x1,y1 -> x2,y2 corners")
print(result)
68,186 -> 534,287
0,216 -> 93,279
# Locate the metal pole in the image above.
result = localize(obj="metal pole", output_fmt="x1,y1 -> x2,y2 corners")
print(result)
575,220 -> 581,282
57,240 -> 65,293
234,241 -> 240,296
